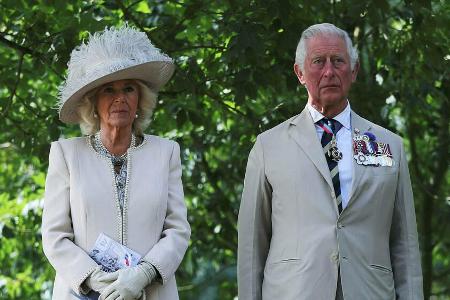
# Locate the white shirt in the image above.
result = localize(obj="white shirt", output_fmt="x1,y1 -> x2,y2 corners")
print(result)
307,102 -> 352,208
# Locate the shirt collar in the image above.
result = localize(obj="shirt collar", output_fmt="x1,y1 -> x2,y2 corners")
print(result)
307,101 -> 351,130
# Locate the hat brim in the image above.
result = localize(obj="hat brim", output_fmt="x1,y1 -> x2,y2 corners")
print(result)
59,61 -> 175,124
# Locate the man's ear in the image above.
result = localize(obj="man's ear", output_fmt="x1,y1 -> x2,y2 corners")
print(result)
351,61 -> 360,82
294,64 -> 306,85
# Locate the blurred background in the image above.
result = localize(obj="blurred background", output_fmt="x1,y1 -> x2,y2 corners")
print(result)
0,0 -> 448,299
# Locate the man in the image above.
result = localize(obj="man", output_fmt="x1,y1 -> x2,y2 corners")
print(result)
238,23 -> 423,300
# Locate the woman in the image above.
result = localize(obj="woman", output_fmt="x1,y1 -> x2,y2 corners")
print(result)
42,26 -> 190,300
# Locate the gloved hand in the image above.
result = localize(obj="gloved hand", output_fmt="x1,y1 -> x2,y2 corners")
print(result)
99,262 -> 157,300
84,266 -> 119,293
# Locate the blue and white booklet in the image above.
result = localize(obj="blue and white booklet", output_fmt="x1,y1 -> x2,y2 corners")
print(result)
89,233 -> 142,272
77,233 -> 142,299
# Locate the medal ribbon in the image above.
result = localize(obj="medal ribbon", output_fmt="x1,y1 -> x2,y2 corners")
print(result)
316,118 -> 344,213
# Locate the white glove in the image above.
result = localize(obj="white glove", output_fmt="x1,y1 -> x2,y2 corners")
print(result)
99,262 -> 157,300
84,266 -> 119,293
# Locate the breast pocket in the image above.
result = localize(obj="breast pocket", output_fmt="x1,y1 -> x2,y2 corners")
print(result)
368,165 -> 398,176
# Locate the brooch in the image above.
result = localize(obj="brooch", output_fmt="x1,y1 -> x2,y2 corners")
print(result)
353,128 -> 394,167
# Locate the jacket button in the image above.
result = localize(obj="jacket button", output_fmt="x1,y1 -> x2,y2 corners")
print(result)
330,252 -> 339,262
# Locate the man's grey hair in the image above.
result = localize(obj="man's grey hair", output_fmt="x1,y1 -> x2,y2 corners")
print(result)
77,80 -> 157,136
295,23 -> 359,72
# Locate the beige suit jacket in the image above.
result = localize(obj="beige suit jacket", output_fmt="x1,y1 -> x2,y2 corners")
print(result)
238,107 -> 423,300
42,135 -> 190,300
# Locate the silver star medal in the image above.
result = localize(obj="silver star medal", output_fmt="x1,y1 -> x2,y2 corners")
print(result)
328,135 -> 343,162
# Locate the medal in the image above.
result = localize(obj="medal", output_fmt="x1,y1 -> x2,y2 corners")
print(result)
328,137 -> 343,162
318,119 -> 343,162
352,129 -> 394,167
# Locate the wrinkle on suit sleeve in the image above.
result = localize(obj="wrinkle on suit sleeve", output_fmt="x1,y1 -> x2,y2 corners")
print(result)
238,136 -> 272,300
389,140 -> 423,299
144,141 -> 191,284
41,141 -> 98,295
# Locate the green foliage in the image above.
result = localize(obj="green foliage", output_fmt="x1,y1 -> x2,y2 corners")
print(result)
0,0 -> 449,299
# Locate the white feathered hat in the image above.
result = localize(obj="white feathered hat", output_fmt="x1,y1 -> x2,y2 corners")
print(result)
58,25 -> 174,124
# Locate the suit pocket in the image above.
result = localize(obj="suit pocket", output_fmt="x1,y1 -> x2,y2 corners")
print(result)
368,264 -> 395,299
263,258 -> 305,299
271,258 -> 302,265
369,264 -> 392,273
368,166 -> 398,176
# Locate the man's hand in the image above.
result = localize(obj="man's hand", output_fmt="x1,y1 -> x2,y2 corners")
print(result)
99,262 -> 156,300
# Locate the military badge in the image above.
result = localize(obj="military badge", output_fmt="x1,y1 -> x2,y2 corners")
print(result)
328,138 -> 343,162
317,119 -> 343,162
353,129 -> 394,167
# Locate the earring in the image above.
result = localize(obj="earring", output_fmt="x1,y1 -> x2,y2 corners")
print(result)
135,113 -> 139,119
93,112 -> 98,118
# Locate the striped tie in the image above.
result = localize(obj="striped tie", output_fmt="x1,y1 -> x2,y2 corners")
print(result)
316,118 -> 343,213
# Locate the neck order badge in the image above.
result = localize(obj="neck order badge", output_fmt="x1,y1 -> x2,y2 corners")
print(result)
317,118 -> 344,213
317,118 -> 343,162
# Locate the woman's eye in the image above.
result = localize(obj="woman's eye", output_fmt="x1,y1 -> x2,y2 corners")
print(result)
124,86 -> 135,93
102,87 -> 114,93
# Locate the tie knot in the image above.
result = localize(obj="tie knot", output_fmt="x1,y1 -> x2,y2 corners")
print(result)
317,118 -> 343,134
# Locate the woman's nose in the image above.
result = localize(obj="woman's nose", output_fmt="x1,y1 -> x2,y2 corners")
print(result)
113,91 -> 126,102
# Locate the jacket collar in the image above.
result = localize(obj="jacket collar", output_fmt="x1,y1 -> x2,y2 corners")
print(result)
288,107 -> 334,192
288,106 -> 374,215
306,101 -> 352,131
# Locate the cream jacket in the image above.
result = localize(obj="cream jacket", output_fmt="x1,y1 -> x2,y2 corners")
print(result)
42,135 -> 190,300
238,107 -> 423,300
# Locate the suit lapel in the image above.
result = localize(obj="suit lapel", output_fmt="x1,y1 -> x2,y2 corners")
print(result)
345,111 -> 372,210
288,107 -> 334,191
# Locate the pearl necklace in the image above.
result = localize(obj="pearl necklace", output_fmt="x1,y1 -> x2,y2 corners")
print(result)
94,131 -> 136,162
93,131 -> 135,211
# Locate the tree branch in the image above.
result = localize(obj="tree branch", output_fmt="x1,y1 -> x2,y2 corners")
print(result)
0,32 -> 64,80
4,115 -> 32,136
170,45 -> 227,52
434,264 -> 450,280
115,0 -> 147,33
430,80 -> 450,192
0,33 -> 34,55
205,90 -> 247,117
14,94 -> 47,119
2,53 -> 24,117
432,286 -> 450,296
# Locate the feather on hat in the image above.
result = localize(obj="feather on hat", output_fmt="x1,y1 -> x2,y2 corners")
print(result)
58,25 -> 174,124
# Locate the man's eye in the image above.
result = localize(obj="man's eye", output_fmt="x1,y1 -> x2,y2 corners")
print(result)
313,58 -> 323,64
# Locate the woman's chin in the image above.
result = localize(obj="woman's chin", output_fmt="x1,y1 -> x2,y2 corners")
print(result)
102,119 -> 134,130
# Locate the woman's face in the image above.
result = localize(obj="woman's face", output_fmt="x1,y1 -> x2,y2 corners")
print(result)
95,80 -> 139,131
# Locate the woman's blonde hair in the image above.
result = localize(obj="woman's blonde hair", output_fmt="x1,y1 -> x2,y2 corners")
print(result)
77,80 -> 157,136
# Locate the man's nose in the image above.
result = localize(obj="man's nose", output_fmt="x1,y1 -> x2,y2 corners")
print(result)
323,59 -> 336,77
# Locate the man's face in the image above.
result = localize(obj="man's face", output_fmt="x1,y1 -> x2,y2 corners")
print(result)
294,35 -> 358,112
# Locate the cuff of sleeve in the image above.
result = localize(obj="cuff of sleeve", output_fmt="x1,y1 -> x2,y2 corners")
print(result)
140,259 -> 163,284
77,266 -> 97,295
